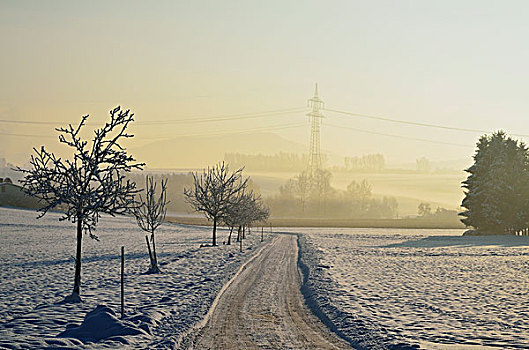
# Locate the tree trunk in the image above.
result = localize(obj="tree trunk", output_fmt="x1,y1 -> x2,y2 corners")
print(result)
145,235 -> 154,269
73,216 -> 83,297
242,226 -> 246,240
151,231 -> 158,267
236,225 -> 241,242
212,217 -> 217,246
227,227 -> 233,245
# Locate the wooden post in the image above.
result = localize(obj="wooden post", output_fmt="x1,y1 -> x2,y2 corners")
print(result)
121,246 -> 124,319
261,226 -> 264,242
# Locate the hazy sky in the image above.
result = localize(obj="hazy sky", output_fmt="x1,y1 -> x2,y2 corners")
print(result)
2,1 -> 529,166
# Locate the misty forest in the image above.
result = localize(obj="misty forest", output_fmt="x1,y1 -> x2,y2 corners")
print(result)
2,2 -> 529,349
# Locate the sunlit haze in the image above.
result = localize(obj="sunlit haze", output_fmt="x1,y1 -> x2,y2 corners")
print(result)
2,1 -> 529,167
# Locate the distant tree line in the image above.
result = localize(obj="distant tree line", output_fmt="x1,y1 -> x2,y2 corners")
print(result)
460,131 -> 529,235
416,157 -> 431,173
417,202 -> 458,220
342,154 -> 386,172
267,169 -> 398,218
224,152 -> 323,172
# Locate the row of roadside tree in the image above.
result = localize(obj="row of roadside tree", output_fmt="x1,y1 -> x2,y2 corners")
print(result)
16,106 -> 269,301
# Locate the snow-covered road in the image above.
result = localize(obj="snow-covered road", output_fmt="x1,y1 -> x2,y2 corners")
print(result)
182,234 -> 351,349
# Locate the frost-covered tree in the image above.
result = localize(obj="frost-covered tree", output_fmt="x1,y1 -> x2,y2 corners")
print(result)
16,106 -> 143,302
223,189 -> 269,245
133,176 -> 168,273
224,189 -> 254,245
184,162 -> 248,246
460,131 -> 529,234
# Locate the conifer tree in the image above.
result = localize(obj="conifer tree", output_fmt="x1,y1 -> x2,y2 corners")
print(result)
460,131 -> 529,234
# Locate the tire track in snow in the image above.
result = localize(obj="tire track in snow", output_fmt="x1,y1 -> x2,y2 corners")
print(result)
182,234 -> 352,349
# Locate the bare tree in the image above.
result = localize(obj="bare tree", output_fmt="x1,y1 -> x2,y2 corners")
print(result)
239,195 -> 269,251
224,189 -> 269,246
252,200 -> 270,225
133,176 -> 168,273
224,189 -> 256,245
184,162 -> 247,246
16,106 -> 143,302
311,168 -> 333,215
418,202 -> 432,217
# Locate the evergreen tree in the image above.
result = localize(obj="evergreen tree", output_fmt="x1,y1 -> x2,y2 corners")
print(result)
460,131 -> 529,234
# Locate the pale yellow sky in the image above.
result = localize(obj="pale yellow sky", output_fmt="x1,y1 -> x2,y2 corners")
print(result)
2,1 -> 529,167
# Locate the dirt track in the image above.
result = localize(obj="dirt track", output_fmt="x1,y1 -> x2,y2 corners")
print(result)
184,234 -> 351,349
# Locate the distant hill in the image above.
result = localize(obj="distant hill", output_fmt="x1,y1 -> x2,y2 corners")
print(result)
131,132 -> 307,169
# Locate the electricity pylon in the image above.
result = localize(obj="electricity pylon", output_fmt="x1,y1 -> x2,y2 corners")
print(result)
307,83 -> 324,174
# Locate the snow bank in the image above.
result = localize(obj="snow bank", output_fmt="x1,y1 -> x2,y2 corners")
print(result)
295,228 -> 529,349
0,207 -> 272,349
297,234 -> 414,350
57,305 -> 148,343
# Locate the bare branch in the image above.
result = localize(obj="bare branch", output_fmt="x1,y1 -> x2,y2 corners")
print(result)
16,106 -> 145,236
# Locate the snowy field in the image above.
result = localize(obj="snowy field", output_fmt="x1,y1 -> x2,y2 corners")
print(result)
4,206 -> 529,350
296,228 -> 529,349
0,207 -> 271,349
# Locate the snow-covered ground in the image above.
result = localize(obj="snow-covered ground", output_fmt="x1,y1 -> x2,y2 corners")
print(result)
295,228 -> 529,349
4,207 -> 529,349
0,207 -> 272,349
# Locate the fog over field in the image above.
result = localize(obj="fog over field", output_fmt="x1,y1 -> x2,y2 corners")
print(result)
2,1 -> 526,218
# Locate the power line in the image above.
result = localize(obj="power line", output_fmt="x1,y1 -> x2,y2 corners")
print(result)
0,107 -> 306,126
0,122 -> 305,140
325,107 -> 529,138
141,122 -> 306,140
4,102 -> 525,149
0,131 -> 56,139
136,107 -> 306,125
325,123 -> 471,148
